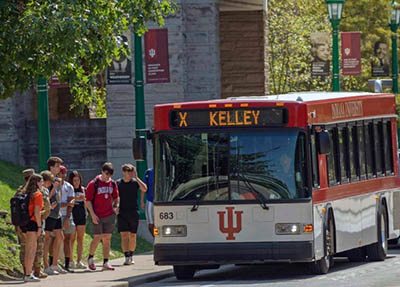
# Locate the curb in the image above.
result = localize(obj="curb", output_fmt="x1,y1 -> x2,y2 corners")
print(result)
110,269 -> 174,287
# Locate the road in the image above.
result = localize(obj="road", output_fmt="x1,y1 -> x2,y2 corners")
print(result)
139,246 -> 400,287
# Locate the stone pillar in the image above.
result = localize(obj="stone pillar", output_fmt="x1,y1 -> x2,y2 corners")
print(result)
106,0 -> 221,179
219,10 -> 268,98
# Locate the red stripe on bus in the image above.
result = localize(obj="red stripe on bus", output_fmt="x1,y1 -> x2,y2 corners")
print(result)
312,176 -> 400,204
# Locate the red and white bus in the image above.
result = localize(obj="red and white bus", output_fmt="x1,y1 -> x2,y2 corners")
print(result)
146,92 -> 400,279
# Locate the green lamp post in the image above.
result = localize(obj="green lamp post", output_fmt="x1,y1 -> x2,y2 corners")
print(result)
390,1 -> 400,94
37,77 -> 51,171
325,0 -> 344,92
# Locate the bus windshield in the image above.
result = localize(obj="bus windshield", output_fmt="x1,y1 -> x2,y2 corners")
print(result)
155,130 -> 309,203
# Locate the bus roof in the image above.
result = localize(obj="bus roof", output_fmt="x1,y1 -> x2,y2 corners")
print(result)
153,92 -> 396,131
228,91 -> 383,103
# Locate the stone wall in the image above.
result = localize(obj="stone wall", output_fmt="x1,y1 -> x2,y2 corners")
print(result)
219,10 -> 268,98
22,119 -> 107,184
0,98 -> 18,164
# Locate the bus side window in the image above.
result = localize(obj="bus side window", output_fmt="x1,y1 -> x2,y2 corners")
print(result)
357,123 -> 367,180
310,130 -> 319,188
373,121 -> 383,177
364,122 -> 374,178
384,120 -> 394,175
339,127 -> 349,184
348,124 -> 358,182
327,127 -> 340,186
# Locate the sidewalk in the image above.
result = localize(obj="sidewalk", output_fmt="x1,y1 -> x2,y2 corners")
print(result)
0,253 -> 174,287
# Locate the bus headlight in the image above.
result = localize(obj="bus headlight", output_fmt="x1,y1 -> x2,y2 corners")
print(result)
275,223 -> 302,235
162,225 -> 187,237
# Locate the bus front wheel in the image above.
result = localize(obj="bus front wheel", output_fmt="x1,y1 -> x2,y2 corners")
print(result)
366,205 -> 388,261
310,217 -> 334,274
174,265 -> 196,280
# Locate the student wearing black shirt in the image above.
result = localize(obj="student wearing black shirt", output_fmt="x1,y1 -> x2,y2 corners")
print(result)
117,164 -> 147,265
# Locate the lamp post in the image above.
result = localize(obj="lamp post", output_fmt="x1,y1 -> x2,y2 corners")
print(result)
37,77 -> 51,171
390,1 -> 400,94
325,0 -> 344,92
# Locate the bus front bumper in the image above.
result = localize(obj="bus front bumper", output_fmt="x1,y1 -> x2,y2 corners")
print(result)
154,241 -> 314,265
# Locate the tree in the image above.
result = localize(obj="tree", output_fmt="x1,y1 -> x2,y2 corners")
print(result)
0,0 -> 175,111
268,0 -> 393,94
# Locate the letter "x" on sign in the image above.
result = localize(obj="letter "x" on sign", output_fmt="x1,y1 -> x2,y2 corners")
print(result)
179,112 -> 188,127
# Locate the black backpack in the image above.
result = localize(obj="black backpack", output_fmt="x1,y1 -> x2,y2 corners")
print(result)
10,192 -> 31,226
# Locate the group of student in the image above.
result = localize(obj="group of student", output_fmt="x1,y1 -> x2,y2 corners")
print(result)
14,156 -> 155,282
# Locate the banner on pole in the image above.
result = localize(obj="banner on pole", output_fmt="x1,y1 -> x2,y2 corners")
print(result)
107,33 -> 132,85
311,32 -> 330,77
144,29 -> 170,84
341,32 -> 361,76
371,41 -> 390,77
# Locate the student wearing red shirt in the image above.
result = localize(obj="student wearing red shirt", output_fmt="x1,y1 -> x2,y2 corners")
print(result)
86,162 -> 119,271
21,173 -> 44,282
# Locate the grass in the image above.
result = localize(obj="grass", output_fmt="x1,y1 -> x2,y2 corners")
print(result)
0,159 -> 153,278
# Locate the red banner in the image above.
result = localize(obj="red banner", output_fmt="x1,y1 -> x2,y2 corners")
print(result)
341,32 -> 361,76
144,29 -> 170,84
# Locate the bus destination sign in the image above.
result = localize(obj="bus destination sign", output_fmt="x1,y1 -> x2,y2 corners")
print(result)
170,107 -> 288,129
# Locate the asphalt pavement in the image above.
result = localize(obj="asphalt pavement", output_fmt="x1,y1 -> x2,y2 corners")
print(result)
138,247 -> 400,287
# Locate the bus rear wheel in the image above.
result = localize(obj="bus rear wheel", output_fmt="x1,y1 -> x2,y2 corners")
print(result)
366,205 -> 388,261
173,265 -> 196,280
309,218 -> 334,274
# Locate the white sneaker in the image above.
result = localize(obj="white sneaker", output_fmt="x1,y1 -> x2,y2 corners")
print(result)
102,261 -> 115,271
123,257 -> 131,265
44,266 -> 59,275
69,261 -> 76,269
55,265 -> 67,274
24,273 -> 40,282
130,256 -> 135,264
76,261 -> 87,269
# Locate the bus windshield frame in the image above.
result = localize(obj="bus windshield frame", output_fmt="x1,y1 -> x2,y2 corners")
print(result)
154,128 -> 311,204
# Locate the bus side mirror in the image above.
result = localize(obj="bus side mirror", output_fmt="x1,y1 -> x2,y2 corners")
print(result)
132,136 -> 147,161
317,130 -> 330,155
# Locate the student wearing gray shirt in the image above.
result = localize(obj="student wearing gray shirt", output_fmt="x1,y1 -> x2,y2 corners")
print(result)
43,157 -> 67,275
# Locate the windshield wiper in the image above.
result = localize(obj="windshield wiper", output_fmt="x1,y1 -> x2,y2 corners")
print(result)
239,173 -> 269,210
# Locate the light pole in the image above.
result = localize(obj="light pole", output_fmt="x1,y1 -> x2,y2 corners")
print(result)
390,1 -> 400,94
325,0 -> 344,92
37,77 -> 51,171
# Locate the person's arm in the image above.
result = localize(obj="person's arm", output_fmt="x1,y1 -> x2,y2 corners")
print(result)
133,167 -> 147,193
34,194 -> 42,237
85,182 -> 99,224
140,190 -> 146,211
49,181 -> 60,199
112,183 -> 119,215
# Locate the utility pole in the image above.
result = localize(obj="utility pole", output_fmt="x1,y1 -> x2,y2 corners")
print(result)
37,77 -> 51,171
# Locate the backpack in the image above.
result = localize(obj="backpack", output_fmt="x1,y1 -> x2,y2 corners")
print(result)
92,178 -> 116,208
10,192 -> 31,226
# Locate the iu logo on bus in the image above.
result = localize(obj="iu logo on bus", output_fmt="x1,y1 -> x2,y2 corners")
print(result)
217,207 -> 243,240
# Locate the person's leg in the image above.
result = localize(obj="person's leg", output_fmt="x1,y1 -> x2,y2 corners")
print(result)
43,231 -> 51,269
63,233 -> 72,269
16,227 -> 26,273
33,233 -> 47,278
24,232 -> 38,276
76,225 -> 85,263
102,214 -> 116,270
51,228 -> 64,268
128,233 -> 137,258
148,224 -> 155,237
48,236 -> 54,265
120,232 -> 129,253
70,230 -> 76,267
102,233 -> 112,259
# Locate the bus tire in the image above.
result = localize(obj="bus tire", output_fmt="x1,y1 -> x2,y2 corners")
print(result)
346,247 -> 366,262
366,205 -> 388,261
173,265 -> 196,280
309,217 -> 334,274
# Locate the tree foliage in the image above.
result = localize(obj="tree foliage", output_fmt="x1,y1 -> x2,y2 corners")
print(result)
0,0 -> 176,111
268,0 -> 393,94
